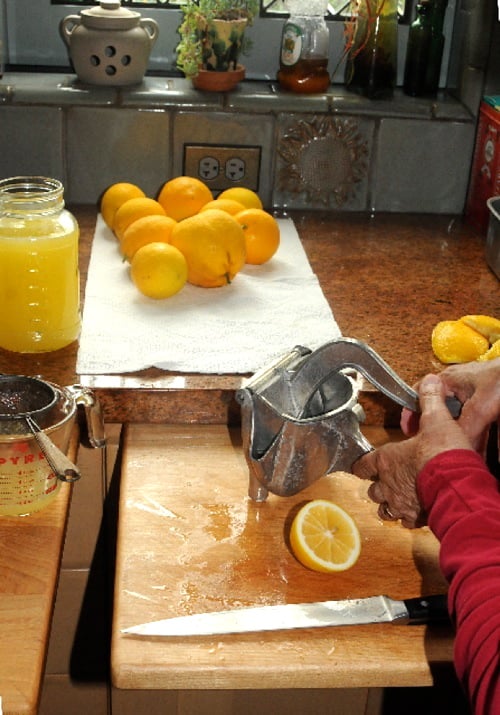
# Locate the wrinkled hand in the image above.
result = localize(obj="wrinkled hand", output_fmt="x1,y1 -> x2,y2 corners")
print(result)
439,358 -> 500,452
352,374 -> 474,528
400,358 -> 500,453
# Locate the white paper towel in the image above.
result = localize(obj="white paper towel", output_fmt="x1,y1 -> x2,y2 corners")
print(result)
76,216 -> 341,375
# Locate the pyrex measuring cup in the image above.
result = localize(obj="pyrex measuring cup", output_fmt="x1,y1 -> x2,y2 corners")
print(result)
0,375 -> 105,516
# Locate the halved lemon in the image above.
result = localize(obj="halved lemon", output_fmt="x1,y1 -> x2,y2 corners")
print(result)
289,499 -> 361,573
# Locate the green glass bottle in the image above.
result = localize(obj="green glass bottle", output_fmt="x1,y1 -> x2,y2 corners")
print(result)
345,0 -> 398,100
403,0 -> 447,97
424,0 -> 447,95
403,1 -> 432,97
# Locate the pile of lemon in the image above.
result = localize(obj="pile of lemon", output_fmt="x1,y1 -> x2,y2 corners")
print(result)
432,314 -> 500,363
100,177 -> 280,300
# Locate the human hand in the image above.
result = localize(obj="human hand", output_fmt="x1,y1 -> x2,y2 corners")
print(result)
439,358 -> 500,452
400,358 -> 500,453
352,374 -> 474,528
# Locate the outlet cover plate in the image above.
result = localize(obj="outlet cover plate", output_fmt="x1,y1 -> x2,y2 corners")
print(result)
183,144 -> 261,192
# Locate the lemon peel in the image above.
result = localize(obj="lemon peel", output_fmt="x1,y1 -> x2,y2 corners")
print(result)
431,320 -> 489,364
478,339 -> 500,361
460,315 -> 500,345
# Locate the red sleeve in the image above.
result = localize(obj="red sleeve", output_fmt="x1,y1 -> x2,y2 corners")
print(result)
417,449 -> 500,715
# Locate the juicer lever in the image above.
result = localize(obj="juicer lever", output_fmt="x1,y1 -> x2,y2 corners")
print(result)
304,338 -> 461,418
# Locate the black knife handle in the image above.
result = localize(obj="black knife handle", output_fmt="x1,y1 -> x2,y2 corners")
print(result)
403,594 -> 450,625
446,396 -> 462,419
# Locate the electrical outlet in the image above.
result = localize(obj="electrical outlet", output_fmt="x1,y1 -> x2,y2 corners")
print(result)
183,144 -> 261,192
225,157 -> 246,182
199,156 -> 220,181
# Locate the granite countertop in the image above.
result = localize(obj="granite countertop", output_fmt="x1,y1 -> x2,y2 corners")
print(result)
0,207 -> 497,424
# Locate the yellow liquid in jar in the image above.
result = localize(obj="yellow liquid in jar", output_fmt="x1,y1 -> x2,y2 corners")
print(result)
0,215 -> 81,352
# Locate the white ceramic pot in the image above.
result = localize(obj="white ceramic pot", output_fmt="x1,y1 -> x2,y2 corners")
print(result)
60,0 -> 159,86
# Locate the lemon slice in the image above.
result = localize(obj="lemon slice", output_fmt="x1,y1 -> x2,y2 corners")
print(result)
289,499 -> 361,573
431,320 -> 489,364
460,315 -> 500,344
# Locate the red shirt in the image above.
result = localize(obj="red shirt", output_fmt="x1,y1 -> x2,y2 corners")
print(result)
418,449 -> 500,714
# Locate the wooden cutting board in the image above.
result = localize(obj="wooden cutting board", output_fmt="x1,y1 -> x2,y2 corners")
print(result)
112,423 -> 453,691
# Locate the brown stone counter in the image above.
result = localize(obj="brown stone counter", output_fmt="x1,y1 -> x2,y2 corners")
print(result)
0,207 -> 497,424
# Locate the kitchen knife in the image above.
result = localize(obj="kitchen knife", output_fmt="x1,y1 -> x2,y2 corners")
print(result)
122,594 -> 449,637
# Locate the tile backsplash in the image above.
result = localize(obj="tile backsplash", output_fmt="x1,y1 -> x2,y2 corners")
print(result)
0,72 -> 476,214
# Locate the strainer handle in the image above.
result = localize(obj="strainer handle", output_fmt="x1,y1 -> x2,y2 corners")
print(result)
25,416 -> 80,482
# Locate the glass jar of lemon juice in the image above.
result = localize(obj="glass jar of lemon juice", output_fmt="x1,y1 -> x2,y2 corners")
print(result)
0,177 -> 81,353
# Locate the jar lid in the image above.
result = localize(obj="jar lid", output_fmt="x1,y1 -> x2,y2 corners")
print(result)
80,0 -> 141,30
286,0 -> 328,14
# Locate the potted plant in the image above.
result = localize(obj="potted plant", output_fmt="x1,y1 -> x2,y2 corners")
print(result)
176,0 -> 259,91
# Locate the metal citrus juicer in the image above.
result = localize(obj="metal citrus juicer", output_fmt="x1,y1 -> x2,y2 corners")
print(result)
237,338 -> 460,502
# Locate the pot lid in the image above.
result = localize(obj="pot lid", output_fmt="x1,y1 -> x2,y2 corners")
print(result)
79,0 -> 142,30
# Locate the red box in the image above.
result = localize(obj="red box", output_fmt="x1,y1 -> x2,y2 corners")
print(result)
466,99 -> 500,234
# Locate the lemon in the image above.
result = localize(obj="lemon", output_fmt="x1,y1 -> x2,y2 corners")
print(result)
170,209 -> 246,288
158,176 -> 213,222
431,320 -> 489,364
113,197 -> 166,241
217,187 -> 263,210
199,198 -> 246,216
478,339 -> 500,361
130,242 -> 188,299
289,499 -> 361,573
235,208 -> 280,265
120,214 -> 177,262
100,182 -> 146,229
460,315 -> 500,344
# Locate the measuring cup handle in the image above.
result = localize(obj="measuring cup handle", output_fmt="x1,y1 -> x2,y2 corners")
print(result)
65,385 -> 106,448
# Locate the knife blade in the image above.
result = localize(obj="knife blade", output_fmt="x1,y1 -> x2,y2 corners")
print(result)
122,594 -> 449,637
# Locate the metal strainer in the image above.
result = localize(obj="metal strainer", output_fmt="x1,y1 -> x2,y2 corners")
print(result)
0,375 -> 80,481
0,375 -> 58,434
